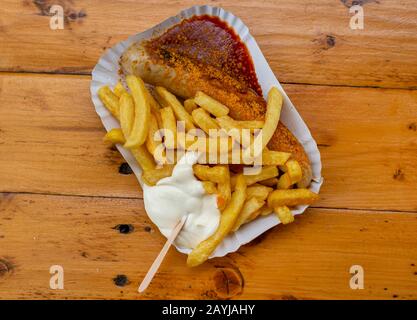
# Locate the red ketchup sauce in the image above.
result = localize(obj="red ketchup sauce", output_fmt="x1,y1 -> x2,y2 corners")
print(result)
148,15 -> 262,96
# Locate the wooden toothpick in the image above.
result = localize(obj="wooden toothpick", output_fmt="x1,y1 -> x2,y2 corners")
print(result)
138,215 -> 188,293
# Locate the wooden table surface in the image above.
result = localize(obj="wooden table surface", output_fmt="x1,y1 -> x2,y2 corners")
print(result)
1,0 -> 417,300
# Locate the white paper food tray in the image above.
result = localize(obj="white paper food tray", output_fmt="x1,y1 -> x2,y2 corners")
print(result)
90,5 -> 323,258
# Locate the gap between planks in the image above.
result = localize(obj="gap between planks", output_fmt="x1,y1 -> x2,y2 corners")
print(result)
1,191 -> 417,215
1,70 -> 417,92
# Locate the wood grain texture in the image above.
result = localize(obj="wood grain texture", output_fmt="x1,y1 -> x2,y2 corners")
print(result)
1,193 -> 417,300
0,0 -> 417,88
1,73 -> 416,211
0,73 -> 142,199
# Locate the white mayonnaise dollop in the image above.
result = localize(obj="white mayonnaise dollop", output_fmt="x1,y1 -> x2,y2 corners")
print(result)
143,152 -> 220,249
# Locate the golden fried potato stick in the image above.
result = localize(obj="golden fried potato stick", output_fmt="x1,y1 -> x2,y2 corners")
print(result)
119,93 -> 135,138
185,134 -> 233,155
246,204 -> 275,223
258,205 -> 273,217
226,150 -> 290,166
152,86 -> 170,109
231,166 -> 279,188
114,82 -> 128,98
233,196 -> 265,232
142,165 -> 174,186
146,86 -> 161,113
187,174 -> 247,267
98,86 -> 120,119
216,115 -> 251,148
130,146 -> 156,172
193,165 -> 229,184
152,109 -> 163,129
235,120 -> 264,129
156,87 -> 195,131
202,181 -> 217,194
246,185 -> 273,201
261,150 -> 291,166
184,99 -> 198,114
146,112 -> 163,158
215,115 -> 239,131
244,87 -> 283,159
217,165 -> 231,210
277,173 -> 292,189
267,189 -> 319,207
104,128 -> 125,144
285,159 -> 303,184
259,178 -> 278,187
192,108 -> 220,135
194,91 -> 229,117
274,206 -> 294,224
160,107 -> 177,150
103,128 -> 155,171
124,75 -> 151,148
278,160 -> 304,189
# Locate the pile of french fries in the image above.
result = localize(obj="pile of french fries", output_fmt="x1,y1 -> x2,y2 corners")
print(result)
98,75 -> 319,267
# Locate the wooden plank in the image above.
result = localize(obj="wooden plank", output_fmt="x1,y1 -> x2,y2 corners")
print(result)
285,84 -> 417,212
1,73 -> 417,210
1,0 -> 417,88
0,73 -> 142,199
0,193 -> 416,300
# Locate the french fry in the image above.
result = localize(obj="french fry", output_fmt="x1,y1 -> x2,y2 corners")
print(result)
119,93 -> 135,138
216,116 -> 251,148
124,75 -> 151,148
246,185 -> 273,201
153,109 -> 164,129
185,135 -> 233,155
103,128 -> 125,144
259,206 -> 273,216
184,99 -> 198,114
246,166 -> 279,186
226,150 -> 290,166
114,82 -> 127,98
162,148 -> 179,165
156,87 -> 195,131
285,159 -> 302,184
142,165 -> 174,186
194,91 -> 229,117
160,107 -> 177,150
98,86 -> 120,119
274,206 -> 294,224
267,189 -> 319,207
216,115 -> 239,132
277,173 -> 292,189
187,174 -> 247,267
245,208 -> 261,223
233,197 -> 265,232
235,120 -> 264,129
278,164 -> 288,173
202,181 -> 217,194
153,87 -> 170,109
192,108 -> 220,135
103,128 -> 155,171
244,87 -> 282,158
217,165 -> 231,210
261,150 -> 291,166
259,177 -> 278,187
193,165 -> 229,184
146,86 -> 161,113
130,145 -> 156,172
277,160 -> 302,189
231,166 -> 278,188
146,112 -> 163,159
